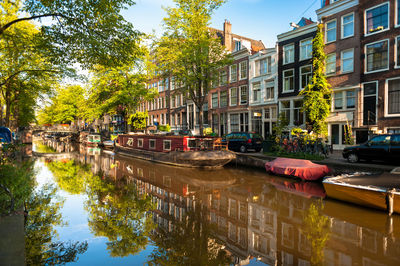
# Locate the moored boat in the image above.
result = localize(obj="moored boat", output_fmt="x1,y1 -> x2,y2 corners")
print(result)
115,134 -> 235,168
265,157 -> 330,181
87,134 -> 101,146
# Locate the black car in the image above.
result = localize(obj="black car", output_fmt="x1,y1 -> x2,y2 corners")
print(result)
222,132 -> 263,153
342,134 -> 400,163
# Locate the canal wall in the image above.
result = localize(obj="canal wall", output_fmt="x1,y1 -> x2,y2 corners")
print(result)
0,214 -> 25,265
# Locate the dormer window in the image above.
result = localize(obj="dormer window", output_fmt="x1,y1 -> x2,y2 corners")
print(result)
365,3 -> 389,35
235,40 -> 242,51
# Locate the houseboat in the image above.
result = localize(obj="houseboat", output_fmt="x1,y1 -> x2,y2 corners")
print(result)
87,134 -> 101,146
115,134 -> 235,168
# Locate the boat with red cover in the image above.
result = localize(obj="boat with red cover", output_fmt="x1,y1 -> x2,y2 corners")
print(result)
116,134 -> 235,169
265,158 -> 330,181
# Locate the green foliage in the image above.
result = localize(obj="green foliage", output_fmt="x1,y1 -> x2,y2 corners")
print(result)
157,124 -> 171,132
273,112 -> 289,141
303,200 -> 331,265
128,111 -> 148,131
291,127 -> 304,136
203,127 -> 214,136
344,121 -> 354,145
154,0 -> 231,135
300,24 -> 332,137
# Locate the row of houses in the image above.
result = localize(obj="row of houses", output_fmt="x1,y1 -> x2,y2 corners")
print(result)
137,0 -> 400,150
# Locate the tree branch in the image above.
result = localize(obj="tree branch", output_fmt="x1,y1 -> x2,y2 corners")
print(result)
0,13 -> 66,35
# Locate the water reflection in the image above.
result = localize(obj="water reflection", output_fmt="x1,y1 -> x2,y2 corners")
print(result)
33,140 -> 400,265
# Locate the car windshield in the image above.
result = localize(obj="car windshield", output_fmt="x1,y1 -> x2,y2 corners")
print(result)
369,135 -> 391,145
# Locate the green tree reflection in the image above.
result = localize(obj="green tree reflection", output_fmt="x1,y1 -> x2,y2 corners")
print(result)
303,200 -> 331,266
85,172 -> 155,257
25,184 -> 88,265
46,160 -> 88,194
148,207 -> 231,265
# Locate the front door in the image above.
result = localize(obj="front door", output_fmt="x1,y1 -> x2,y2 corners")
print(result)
363,82 -> 377,126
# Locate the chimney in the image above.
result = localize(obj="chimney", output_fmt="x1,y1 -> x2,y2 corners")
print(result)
223,19 -> 232,51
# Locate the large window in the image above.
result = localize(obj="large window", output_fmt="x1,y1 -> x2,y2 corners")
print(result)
396,36 -> 400,68
230,64 -> 237,82
230,87 -> 237,106
341,49 -> 354,73
219,70 -> 228,85
220,91 -> 228,107
342,13 -> 354,38
326,53 -> 336,75
334,91 -> 343,110
230,114 -> 239,132
366,40 -> 389,72
388,79 -> 400,114
212,93 -> 218,108
281,101 -> 290,122
300,65 -> 312,89
239,61 -> 248,80
300,39 -> 312,60
293,100 -> 304,126
365,3 -> 389,34
326,20 -> 337,43
283,69 -> 294,92
265,83 -> 274,101
240,85 -> 248,105
255,57 -> 271,76
283,44 -> 294,64
252,83 -> 261,102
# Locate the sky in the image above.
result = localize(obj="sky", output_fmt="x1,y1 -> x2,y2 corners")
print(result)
122,0 -> 321,48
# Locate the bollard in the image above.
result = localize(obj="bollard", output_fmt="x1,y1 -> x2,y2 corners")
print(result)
386,189 -> 395,215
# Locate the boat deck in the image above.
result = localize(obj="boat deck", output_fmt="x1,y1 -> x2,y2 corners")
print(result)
327,172 -> 400,190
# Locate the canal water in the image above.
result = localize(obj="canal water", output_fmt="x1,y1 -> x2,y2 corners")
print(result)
16,141 -> 400,265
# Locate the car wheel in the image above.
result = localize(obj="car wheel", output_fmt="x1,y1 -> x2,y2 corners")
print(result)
239,145 -> 247,153
347,153 -> 359,163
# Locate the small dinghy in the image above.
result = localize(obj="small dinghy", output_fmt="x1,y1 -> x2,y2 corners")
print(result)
265,157 -> 330,181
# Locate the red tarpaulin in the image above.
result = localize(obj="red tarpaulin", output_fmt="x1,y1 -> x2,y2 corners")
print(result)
265,158 -> 330,181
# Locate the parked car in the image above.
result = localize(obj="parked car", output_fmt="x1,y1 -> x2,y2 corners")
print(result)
342,134 -> 400,163
222,132 -> 263,153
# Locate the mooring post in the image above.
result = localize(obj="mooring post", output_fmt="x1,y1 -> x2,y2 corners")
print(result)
386,189 -> 395,216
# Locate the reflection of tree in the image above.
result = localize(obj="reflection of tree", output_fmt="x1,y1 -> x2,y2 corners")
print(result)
85,174 -> 155,257
46,160 -> 89,194
148,207 -> 231,265
35,143 -> 57,154
303,200 -> 331,266
25,185 -> 88,265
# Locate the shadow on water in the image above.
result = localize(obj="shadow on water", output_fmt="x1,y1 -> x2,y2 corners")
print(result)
16,140 -> 400,265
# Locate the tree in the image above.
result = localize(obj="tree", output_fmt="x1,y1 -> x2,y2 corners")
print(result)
300,24 -> 332,136
155,0 -> 232,135
128,111 -> 148,131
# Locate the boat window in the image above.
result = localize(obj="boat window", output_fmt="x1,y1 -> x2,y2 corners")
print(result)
369,135 -> 390,145
188,139 -> 196,148
163,140 -> 171,151
391,135 -> 400,145
149,139 -> 156,149
138,138 -> 144,148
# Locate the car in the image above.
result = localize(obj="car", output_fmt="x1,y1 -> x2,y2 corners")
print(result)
222,132 -> 263,153
342,134 -> 400,163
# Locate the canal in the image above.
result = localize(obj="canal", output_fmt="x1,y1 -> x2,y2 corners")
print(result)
5,140 -> 400,265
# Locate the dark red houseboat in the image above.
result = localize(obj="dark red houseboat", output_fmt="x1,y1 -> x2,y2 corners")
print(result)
116,134 -> 235,168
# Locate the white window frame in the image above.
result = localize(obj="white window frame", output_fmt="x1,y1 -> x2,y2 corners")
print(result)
283,43 -> 295,65
230,87 -> 237,106
299,65 -> 312,90
333,91 -> 344,111
230,64 -> 237,83
252,82 -> 261,103
282,69 -> 295,93
211,92 -> 218,109
239,85 -> 248,105
385,77 -> 400,117
239,61 -> 248,80
345,89 -> 356,110
149,139 -> 156,149
341,12 -> 355,39
163,140 -> 171,151
396,0 -> 400,28
138,138 -> 144,148
341,49 -> 354,73
364,2 -> 390,36
326,53 -> 336,75
396,36 -> 400,69
264,84 -> 275,101
325,19 -> 337,43
364,39 -> 389,74
299,38 -> 313,61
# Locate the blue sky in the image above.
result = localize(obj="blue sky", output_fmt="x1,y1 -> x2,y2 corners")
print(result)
123,0 -> 321,48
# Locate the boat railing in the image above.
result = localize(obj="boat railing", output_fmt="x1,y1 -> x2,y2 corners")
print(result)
186,137 -> 228,151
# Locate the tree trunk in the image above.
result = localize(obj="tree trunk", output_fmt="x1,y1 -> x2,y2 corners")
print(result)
5,88 -> 11,128
198,109 -> 203,137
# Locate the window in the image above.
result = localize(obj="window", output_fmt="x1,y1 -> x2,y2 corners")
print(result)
366,40 -> 389,72
341,49 -> 354,73
252,83 -> 261,102
230,114 -> 239,132
342,13 -> 354,38
300,39 -> 312,60
334,91 -> 343,110
388,79 -> 400,114
220,91 -> 228,107
326,53 -> 336,75
138,138 -> 143,148
240,85 -> 248,105
346,90 -> 356,109
283,69 -> 294,92
171,96 -> 176,108
396,36 -> 400,67
230,65 -> 237,82
212,93 -> 218,108
398,0 -> 400,26
281,101 -> 290,122
163,140 -> 171,151
255,57 -> 271,76
219,70 -> 228,85
365,3 -> 389,34
235,40 -> 242,51
369,135 -> 390,145
293,100 -> 304,126
239,61 -> 248,80
149,139 -> 156,149
230,87 -> 237,106
265,85 -> 274,101
300,65 -> 312,89
326,20 -> 337,43
283,44 -> 294,64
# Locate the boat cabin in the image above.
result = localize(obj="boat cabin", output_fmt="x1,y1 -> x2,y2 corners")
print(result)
87,134 -> 101,145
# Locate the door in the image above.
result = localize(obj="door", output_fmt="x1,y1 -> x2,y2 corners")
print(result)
390,135 -> 400,161
363,82 -> 377,126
